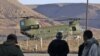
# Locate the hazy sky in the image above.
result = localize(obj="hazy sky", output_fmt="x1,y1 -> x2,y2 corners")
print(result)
18,0 -> 100,5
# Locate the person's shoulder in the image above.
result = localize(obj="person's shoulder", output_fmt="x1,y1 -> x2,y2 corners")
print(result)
61,40 -> 67,43
80,43 -> 84,46
0,44 -> 3,46
91,43 -> 98,48
0,44 -> 3,47
62,40 -> 67,42
15,45 -> 20,49
51,39 -> 59,42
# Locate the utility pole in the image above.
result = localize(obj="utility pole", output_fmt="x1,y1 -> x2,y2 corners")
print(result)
86,0 -> 89,30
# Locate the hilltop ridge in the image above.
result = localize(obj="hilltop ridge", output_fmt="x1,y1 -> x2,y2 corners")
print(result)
0,0 -> 54,35
27,3 -> 100,28
0,0 -> 64,35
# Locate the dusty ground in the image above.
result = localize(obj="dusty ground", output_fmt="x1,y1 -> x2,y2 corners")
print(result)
24,53 -> 78,56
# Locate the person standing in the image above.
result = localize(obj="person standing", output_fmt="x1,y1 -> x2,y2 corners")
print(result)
78,30 -> 99,56
48,32 -> 69,56
0,34 -> 24,56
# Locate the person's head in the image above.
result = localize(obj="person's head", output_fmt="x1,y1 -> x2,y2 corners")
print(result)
7,34 -> 18,44
83,30 -> 93,41
56,32 -> 63,40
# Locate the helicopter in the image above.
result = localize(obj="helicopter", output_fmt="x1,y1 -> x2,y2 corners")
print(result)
19,16 -> 83,40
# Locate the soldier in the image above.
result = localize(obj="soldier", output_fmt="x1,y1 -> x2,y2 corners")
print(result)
48,32 -> 69,56
0,34 -> 24,56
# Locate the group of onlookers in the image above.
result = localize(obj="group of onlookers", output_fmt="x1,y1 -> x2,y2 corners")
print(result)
0,30 -> 99,56
48,30 -> 100,56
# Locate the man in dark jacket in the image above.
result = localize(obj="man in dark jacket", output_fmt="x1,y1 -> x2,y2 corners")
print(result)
78,43 -> 85,56
48,32 -> 69,56
0,34 -> 24,56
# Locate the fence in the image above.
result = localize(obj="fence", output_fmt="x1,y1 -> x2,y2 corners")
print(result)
18,37 -> 83,53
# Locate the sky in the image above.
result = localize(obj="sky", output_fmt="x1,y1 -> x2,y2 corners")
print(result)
18,0 -> 100,5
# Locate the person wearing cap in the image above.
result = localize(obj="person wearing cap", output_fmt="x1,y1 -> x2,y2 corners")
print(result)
0,34 -> 24,56
48,32 -> 69,56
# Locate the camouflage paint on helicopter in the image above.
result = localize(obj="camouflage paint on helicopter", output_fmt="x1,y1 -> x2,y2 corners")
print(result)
20,17 -> 82,40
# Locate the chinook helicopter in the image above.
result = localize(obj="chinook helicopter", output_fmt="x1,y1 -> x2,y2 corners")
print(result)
19,16 -> 82,40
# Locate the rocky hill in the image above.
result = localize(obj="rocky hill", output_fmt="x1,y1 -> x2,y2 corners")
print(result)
27,3 -> 100,28
0,0 -> 42,35
0,0 -> 63,35
0,0 -> 46,26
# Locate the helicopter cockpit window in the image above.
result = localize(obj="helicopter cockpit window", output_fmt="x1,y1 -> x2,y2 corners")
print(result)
20,21 -> 25,26
72,26 -> 76,31
31,25 -> 39,29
